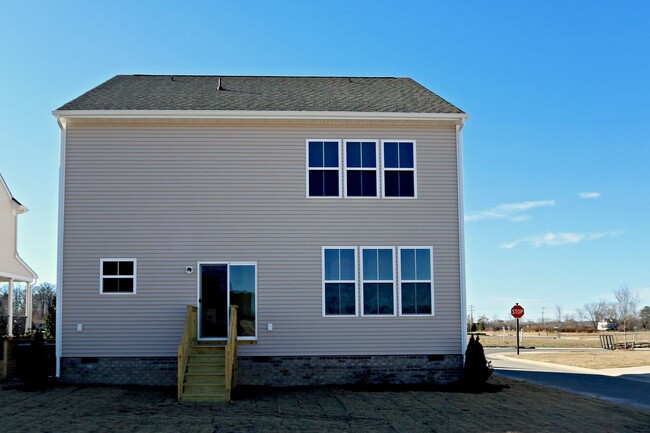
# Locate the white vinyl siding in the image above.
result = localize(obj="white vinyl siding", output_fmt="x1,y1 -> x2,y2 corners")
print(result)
61,122 -> 461,357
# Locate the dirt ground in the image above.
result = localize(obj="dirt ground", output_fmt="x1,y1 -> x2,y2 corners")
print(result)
506,350 -> 650,369
1,377 -> 649,433
479,331 -> 650,349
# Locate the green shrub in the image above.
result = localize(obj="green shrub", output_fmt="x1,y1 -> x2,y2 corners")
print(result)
463,335 -> 493,387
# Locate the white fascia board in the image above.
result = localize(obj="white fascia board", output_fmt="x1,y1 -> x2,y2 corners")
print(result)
11,199 -> 28,215
15,253 -> 38,281
53,109 -> 469,122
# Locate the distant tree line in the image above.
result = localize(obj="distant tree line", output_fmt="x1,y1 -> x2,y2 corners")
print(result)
470,285 -> 649,334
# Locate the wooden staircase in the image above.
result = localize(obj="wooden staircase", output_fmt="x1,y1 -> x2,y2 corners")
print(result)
178,305 -> 238,402
181,342 -> 228,402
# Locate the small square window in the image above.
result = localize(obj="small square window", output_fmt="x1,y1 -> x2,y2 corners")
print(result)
100,259 -> 136,294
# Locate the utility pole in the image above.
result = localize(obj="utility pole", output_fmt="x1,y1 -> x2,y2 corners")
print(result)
541,306 -> 547,336
469,305 -> 475,326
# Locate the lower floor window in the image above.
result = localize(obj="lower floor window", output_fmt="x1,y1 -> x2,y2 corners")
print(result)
100,258 -> 136,294
325,283 -> 356,315
399,247 -> 433,315
322,248 -> 357,316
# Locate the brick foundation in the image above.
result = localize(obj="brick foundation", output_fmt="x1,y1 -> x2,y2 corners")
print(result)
61,357 -> 177,386
61,354 -> 462,387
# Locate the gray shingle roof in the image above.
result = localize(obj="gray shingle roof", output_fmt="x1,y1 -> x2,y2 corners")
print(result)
57,75 -> 464,114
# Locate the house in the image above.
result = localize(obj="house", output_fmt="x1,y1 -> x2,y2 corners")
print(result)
0,173 -> 38,336
53,75 -> 469,397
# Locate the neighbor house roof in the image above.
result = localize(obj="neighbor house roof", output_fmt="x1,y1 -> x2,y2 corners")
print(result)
57,75 -> 465,114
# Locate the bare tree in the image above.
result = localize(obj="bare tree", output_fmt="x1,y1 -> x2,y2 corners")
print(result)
33,282 -> 56,321
613,285 -> 641,346
579,301 -> 614,330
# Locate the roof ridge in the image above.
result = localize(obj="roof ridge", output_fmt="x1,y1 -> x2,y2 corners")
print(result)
130,74 -> 407,79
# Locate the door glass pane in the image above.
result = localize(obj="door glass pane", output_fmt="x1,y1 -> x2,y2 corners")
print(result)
230,265 -> 256,337
200,264 -> 228,338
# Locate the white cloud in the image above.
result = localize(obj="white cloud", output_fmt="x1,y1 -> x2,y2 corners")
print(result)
465,200 -> 555,222
578,192 -> 602,199
500,230 -> 624,249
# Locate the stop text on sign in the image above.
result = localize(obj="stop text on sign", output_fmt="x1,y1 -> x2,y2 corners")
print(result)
511,304 -> 525,319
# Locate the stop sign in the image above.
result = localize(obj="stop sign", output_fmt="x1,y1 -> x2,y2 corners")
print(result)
511,304 -> 524,319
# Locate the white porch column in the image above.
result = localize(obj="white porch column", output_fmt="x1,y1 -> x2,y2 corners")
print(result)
7,278 -> 13,337
25,282 -> 33,333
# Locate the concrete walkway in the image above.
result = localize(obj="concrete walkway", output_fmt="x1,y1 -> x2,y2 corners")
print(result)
486,348 -> 650,411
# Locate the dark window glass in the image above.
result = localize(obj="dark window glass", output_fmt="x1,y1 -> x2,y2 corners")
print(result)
324,141 -> 339,167
363,283 -> 394,315
309,141 -> 323,167
399,142 -> 414,168
347,142 -> 361,168
401,249 -> 416,280
325,283 -> 356,315
119,261 -> 134,276
103,277 -> 134,293
347,171 -> 376,197
339,249 -> 355,280
401,283 -> 432,315
384,171 -> 414,197
347,171 -> 361,196
230,265 -> 256,337
416,249 -> 431,280
384,142 -> 399,168
362,142 -> 376,167
103,261 -> 118,276
378,249 -> 393,280
363,249 -> 378,281
309,171 -> 339,196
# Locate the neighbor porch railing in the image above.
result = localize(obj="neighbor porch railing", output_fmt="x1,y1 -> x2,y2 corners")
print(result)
225,305 -> 238,399
177,305 -> 197,400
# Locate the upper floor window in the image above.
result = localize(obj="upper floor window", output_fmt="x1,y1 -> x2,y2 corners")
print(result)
361,247 -> 396,316
382,141 -> 416,198
399,247 -> 433,315
322,247 -> 357,316
100,258 -> 136,294
345,141 -> 378,198
307,140 -> 341,197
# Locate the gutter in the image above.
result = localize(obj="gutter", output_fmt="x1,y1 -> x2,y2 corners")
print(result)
456,118 -> 468,359
53,109 -> 469,123
55,118 -> 66,378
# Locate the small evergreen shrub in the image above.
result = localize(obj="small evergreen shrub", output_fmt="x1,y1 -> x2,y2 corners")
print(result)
463,335 -> 493,387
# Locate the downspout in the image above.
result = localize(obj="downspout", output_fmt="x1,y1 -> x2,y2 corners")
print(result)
456,119 -> 468,360
55,117 -> 67,378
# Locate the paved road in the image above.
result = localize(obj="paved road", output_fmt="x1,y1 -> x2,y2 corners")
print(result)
486,348 -> 650,411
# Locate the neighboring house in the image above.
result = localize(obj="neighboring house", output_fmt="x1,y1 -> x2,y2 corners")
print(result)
0,173 -> 38,336
53,75 -> 469,390
597,320 -> 617,331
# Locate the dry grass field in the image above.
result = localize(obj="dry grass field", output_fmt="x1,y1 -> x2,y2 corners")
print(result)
506,350 -> 650,369
478,331 -> 650,349
1,377 -> 649,432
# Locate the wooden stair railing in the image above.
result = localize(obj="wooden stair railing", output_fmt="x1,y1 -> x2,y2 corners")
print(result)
177,305 -> 197,401
225,305 -> 238,399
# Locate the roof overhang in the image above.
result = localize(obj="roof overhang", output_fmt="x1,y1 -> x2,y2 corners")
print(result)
53,109 -> 468,126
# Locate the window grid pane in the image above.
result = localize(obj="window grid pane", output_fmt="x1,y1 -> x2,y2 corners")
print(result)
362,248 -> 394,316
400,248 -> 432,315
324,248 -> 356,316
308,141 -> 340,197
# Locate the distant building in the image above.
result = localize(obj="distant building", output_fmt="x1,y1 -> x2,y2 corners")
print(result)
597,320 -> 617,331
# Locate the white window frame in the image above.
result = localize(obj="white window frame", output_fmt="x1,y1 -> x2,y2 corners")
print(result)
360,246 -> 397,317
381,140 -> 418,199
343,139 -> 379,198
321,246 -> 358,317
99,258 -> 137,295
397,246 -> 434,316
306,139 -> 342,198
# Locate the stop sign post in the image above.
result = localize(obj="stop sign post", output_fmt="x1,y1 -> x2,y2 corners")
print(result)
511,303 -> 525,354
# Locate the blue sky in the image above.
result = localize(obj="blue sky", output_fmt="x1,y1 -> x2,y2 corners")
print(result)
1,1 -> 648,320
